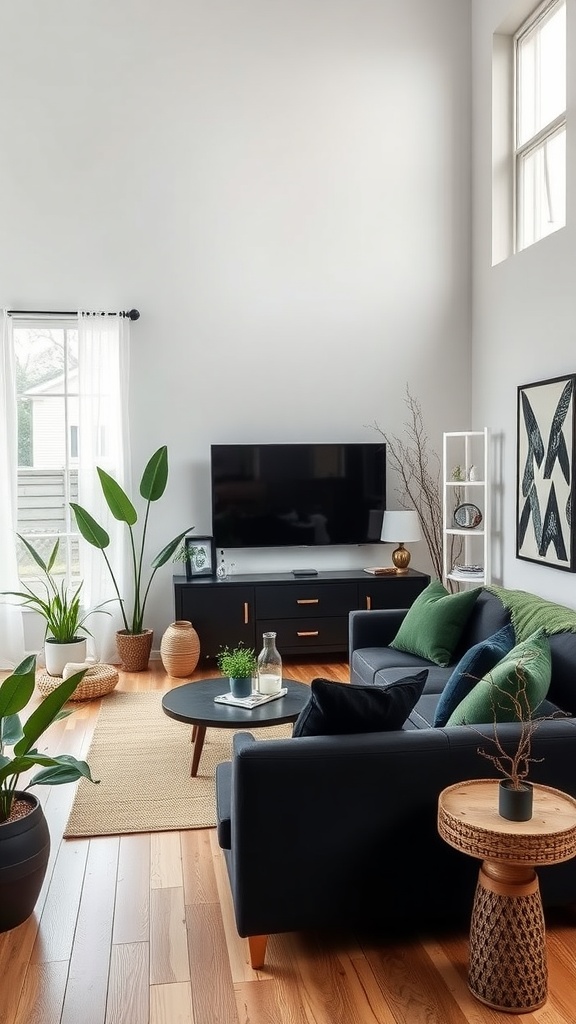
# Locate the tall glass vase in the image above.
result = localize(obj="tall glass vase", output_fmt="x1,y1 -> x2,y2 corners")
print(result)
257,632 -> 282,695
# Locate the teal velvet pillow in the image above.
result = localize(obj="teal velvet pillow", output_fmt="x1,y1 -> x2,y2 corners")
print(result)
389,579 -> 481,667
433,622 -> 516,727
446,628 -> 551,726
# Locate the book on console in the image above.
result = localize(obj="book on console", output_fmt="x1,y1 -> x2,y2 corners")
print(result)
214,688 -> 288,710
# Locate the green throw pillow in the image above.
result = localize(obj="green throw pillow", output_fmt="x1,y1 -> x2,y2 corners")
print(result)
446,628 -> 551,726
390,579 -> 481,667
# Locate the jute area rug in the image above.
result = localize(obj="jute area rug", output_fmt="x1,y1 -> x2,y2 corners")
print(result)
64,690 -> 292,839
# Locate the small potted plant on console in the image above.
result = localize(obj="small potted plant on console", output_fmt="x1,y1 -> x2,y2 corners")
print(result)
216,644 -> 256,698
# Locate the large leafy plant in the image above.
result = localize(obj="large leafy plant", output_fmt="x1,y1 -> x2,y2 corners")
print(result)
70,446 -> 190,635
2,535 -> 110,643
0,655 -> 97,823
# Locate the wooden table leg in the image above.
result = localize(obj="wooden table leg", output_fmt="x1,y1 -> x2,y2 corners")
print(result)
468,860 -> 547,1012
190,725 -> 207,777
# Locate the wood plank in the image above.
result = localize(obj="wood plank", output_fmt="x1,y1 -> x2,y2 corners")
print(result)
31,839 -> 89,963
362,936 -> 471,1024
150,983 -> 194,1024
151,832 -> 183,890
149,887 -> 190,985
105,942 -> 149,1024
182,829 -> 219,906
12,960 -> 69,1024
60,836 -> 120,1024
185,904 -> 239,1024
112,833 -> 151,945
0,915 -> 44,1024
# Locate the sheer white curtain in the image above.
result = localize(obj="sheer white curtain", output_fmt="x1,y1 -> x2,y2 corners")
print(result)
77,314 -> 131,664
0,310 -> 26,668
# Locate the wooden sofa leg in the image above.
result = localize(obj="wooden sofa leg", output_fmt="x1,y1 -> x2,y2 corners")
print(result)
248,934 -> 268,969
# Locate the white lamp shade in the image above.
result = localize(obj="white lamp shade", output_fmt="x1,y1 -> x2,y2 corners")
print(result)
381,510 -> 421,543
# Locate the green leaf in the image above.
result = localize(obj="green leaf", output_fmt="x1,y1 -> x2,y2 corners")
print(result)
16,534 -> 49,574
45,538 -> 60,574
0,656 -> 37,717
151,530 -> 193,569
14,670 -> 88,756
70,504 -> 110,549
1,713 -> 23,746
29,755 -> 98,787
97,467 -> 138,525
140,446 -> 168,502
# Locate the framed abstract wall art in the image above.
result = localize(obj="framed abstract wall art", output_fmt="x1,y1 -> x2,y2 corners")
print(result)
517,374 -> 576,571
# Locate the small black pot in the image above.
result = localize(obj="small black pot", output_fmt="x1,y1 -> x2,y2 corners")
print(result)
498,779 -> 533,822
0,793 -> 51,932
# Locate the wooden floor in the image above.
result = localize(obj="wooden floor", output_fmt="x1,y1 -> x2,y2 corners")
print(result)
2,657 -> 576,1024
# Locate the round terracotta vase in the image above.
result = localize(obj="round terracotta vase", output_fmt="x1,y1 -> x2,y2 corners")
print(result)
115,629 -> 154,672
0,793 -> 51,933
160,620 -> 200,677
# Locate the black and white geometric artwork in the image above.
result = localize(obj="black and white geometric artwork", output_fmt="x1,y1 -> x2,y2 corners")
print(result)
517,375 -> 576,571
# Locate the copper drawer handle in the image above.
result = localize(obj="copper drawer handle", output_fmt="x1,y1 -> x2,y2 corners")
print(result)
243,602 -> 249,624
297,630 -> 319,637
297,598 -> 319,605
366,596 -> 372,610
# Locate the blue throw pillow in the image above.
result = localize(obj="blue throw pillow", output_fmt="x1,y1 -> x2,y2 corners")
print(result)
433,622 -> 516,727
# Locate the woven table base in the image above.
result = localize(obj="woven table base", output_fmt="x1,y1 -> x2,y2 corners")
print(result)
37,664 -> 119,701
468,864 -> 547,1011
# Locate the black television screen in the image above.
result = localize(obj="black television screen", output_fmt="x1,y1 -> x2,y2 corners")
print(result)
210,442 -> 386,548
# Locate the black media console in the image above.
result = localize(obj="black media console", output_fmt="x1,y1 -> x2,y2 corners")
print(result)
173,568 -> 430,659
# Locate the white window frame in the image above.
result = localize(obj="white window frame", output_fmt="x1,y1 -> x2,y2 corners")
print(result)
14,315 -> 81,589
513,0 -> 566,253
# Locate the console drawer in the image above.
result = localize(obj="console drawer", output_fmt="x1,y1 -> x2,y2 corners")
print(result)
257,616 -> 348,652
255,582 -> 357,619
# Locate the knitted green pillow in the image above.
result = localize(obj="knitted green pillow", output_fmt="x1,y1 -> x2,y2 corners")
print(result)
390,579 -> 481,667
446,628 -> 551,726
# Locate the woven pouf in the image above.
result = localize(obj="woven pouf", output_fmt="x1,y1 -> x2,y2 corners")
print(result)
37,664 -> 119,701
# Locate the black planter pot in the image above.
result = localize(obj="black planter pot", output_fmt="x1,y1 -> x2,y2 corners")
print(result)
0,793 -> 51,932
498,779 -> 533,822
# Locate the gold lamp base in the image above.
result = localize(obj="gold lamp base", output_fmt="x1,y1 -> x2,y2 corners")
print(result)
391,543 -> 411,574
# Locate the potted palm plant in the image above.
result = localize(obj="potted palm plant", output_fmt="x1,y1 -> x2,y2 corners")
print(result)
0,655 -> 98,932
70,445 -> 191,671
2,535 -> 111,676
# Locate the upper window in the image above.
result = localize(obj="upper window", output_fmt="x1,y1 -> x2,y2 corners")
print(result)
515,0 -> 566,252
14,319 -> 81,588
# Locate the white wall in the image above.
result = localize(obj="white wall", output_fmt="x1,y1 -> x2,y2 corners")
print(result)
0,0 -> 472,647
471,0 -> 576,605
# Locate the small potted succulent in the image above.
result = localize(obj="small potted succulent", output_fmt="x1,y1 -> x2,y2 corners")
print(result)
0,655 -> 98,931
216,644 -> 257,698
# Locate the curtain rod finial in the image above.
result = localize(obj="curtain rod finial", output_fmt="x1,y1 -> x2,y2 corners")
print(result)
127,308 -> 140,321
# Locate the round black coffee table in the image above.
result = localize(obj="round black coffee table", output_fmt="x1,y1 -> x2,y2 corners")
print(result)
161,677 -> 310,777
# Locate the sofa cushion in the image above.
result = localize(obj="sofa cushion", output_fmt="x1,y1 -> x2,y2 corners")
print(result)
433,622 -> 516,727
374,665 -> 451,694
292,672 -> 428,737
390,580 -> 481,667
351,646 -> 433,687
446,629 -> 552,725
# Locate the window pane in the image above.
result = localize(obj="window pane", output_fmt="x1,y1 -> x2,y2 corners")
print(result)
517,1 -> 566,146
518,127 -> 566,249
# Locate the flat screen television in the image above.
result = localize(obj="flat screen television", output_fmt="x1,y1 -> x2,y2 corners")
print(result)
210,442 -> 386,548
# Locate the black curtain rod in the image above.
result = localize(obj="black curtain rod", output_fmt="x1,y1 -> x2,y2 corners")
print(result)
7,308 -> 140,320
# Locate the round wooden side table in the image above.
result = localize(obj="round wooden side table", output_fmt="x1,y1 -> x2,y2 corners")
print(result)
438,779 -> 576,1013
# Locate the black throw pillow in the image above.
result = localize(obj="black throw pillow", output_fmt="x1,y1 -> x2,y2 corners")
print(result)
292,672 -> 428,737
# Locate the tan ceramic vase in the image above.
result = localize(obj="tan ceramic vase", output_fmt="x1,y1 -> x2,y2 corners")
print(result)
160,620 -> 200,677
115,629 -> 154,672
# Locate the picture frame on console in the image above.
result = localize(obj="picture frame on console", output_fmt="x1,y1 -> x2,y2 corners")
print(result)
185,536 -> 216,580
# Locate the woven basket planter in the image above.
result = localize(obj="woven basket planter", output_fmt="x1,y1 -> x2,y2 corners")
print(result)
37,664 -> 119,701
115,629 -> 154,672
160,620 -> 200,677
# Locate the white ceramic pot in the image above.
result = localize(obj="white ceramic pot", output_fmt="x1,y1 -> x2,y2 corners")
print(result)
44,638 -> 87,677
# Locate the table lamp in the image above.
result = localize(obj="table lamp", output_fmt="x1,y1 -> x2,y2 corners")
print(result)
380,510 -> 421,573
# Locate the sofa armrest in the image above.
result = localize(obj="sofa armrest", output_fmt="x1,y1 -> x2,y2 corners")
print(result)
348,607 -> 408,653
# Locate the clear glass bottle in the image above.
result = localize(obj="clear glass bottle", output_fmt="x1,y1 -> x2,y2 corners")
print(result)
257,632 -> 282,695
